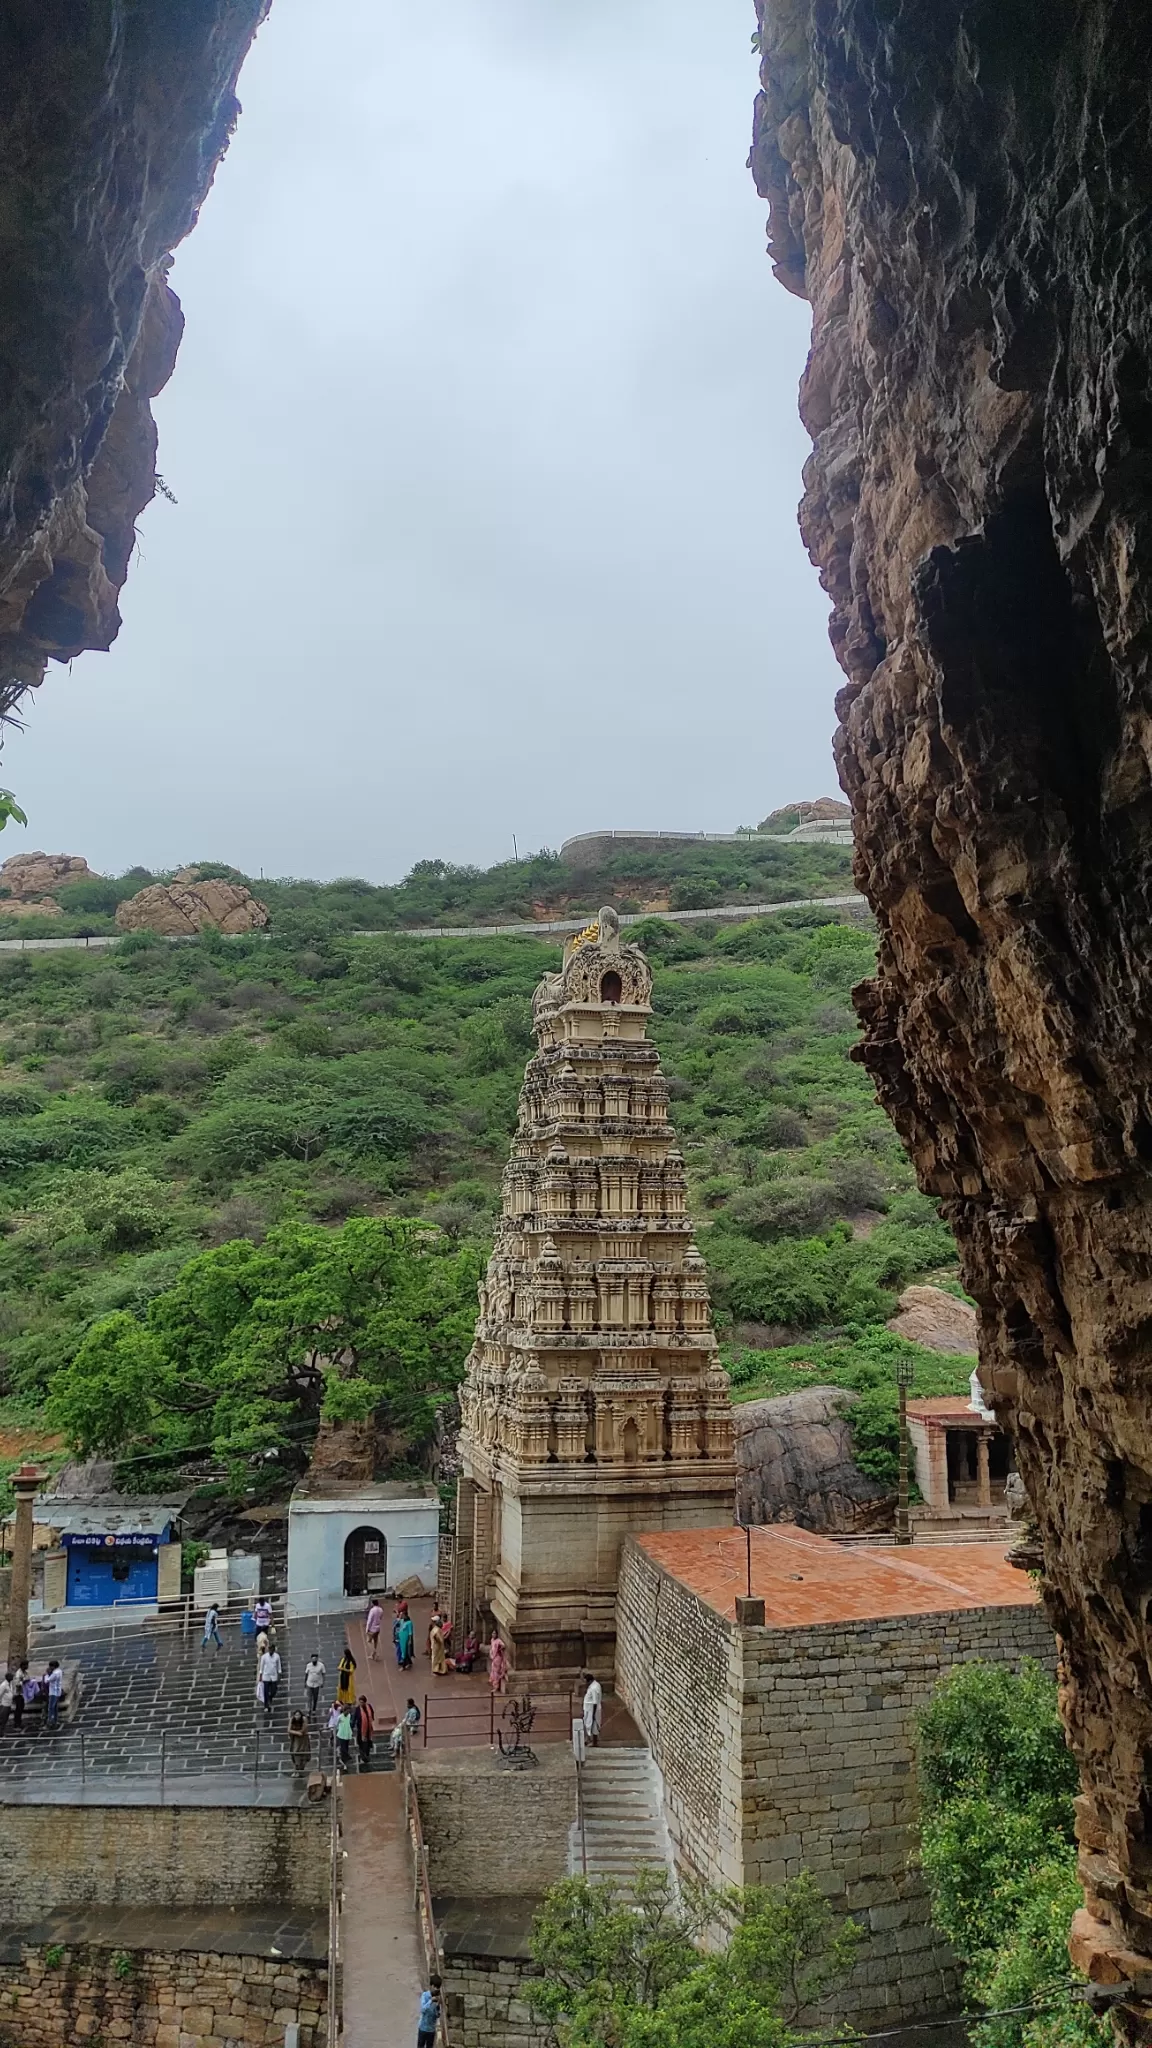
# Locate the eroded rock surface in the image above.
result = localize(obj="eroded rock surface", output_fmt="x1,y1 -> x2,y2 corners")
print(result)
886,1285 -> 978,1357
0,2 -> 268,711
0,853 -> 95,901
116,880 -> 269,937
735,1386 -> 890,1533
753,0 -> 1152,2003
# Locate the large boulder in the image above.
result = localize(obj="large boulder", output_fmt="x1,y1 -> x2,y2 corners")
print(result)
115,878 -> 269,937
886,1284 -> 978,1355
734,1384 -> 891,1533
0,851 -> 94,900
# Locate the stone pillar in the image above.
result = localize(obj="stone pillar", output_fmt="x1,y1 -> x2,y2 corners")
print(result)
8,1464 -> 44,1664
450,1477 -> 477,1639
976,1433 -> 992,1509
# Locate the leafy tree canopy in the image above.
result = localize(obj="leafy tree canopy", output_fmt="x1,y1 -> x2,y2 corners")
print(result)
528,1868 -> 858,2048
47,1215 -> 481,1477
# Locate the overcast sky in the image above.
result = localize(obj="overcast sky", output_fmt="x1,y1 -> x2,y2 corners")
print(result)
9,0 -> 841,884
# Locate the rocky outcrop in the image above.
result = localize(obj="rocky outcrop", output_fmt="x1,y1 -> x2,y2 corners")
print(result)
0,853 -> 94,901
886,1286 -> 978,1357
0,3 -> 268,713
735,1386 -> 890,1533
116,879 -> 269,937
753,0 -> 1152,2009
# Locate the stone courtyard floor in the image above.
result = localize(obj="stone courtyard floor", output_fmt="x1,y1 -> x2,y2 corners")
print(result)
0,1610 -> 351,1796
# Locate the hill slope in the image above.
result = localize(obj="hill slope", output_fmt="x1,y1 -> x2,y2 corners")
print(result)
0,880 -> 970,1500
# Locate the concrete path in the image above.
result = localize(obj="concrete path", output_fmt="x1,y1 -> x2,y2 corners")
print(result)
340,1770 -> 426,2048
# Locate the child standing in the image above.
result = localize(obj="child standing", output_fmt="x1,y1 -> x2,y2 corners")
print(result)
416,1974 -> 442,2047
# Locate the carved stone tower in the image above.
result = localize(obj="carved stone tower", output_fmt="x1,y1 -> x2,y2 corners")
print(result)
452,907 -> 735,1677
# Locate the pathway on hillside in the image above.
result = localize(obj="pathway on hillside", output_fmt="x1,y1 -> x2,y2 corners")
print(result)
340,1771 -> 426,2048
0,892 -> 865,954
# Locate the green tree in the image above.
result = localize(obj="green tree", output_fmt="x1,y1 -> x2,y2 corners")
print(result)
916,1662 -> 1106,2048
528,1868 -> 857,2048
48,1216 -> 481,1474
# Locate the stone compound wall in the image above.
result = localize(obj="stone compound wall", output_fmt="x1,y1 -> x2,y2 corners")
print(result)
414,1746 -> 575,1898
442,1957 -> 550,2048
0,1803 -> 327,1923
0,1944 -> 325,2048
615,1537 -> 1056,2024
614,1537 -> 742,1886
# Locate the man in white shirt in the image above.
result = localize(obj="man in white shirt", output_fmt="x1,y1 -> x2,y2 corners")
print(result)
582,1672 -> 602,1747
259,1646 -> 282,1724
303,1653 -> 326,1721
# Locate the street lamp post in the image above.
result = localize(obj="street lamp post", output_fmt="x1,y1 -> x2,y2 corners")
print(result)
895,1359 -> 915,1546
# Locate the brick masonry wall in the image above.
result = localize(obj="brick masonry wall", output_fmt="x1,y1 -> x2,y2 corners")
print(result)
614,1537 -> 742,1885
0,1804 -> 328,1923
443,1956 -> 551,2048
414,1745 -> 575,1898
0,1944 -> 326,2048
615,1538 -> 1057,2025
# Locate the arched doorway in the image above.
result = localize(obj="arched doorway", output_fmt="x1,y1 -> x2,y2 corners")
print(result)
600,970 -> 623,1004
343,1524 -> 387,1598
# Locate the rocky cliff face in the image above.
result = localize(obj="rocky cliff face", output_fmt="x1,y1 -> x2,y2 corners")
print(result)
0,2 -> 268,713
753,0 -> 1152,2005
116,878 -> 269,937
734,1386 -> 890,1533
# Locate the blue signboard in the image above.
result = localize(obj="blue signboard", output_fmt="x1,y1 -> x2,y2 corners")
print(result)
63,1531 -> 163,1549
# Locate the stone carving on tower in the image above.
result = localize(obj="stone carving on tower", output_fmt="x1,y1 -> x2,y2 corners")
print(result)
451,908 -> 736,1676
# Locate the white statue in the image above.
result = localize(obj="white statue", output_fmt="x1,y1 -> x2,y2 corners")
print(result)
969,1367 -> 995,1420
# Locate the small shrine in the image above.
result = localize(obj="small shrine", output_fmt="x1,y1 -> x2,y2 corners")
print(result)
906,1374 -> 1014,1519
451,907 -> 735,1676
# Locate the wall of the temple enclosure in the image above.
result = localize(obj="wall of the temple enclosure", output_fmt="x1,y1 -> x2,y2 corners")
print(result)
441,1955 -> 551,2048
414,1747 -> 575,1899
615,1540 -> 1057,2024
0,1802 -> 328,1922
614,1537 -> 743,1886
0,1943 -> 327,2048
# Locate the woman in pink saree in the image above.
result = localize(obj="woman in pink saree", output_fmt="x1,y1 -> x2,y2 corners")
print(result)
487,1632 -> 509,1695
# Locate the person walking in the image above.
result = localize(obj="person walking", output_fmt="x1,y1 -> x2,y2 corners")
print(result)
11,1661 -> 28,1732
365,1598 -> 384,1661
258,1644 -> 281,1724
416,1973 -> 443,2048
304,1652 -> 326,1722
253,1596 -> 272,1631
335,1705 -> 353,1772
396,1611 -> 414,1671
336,1648 -> 357,1708
201,1603 -> 223,1653
45,1661 -> 63,1730
351,1693 -> 375,1770
0,1669 -> 12,1736
429,1621 -> 448,1677
582,1672 -> 603,1747
488,1633 -> 508,1697
288,1709 -> 311,1774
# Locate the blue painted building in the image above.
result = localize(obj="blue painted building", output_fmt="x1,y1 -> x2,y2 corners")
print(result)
16,1496 -> 187,1619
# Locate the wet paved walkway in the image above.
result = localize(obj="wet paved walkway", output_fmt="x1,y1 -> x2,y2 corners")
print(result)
341,1771 -> 426,2048
0,1907 -> 326,1965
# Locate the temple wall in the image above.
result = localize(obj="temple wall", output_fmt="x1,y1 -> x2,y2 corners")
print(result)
615,1537 -> 1057,2025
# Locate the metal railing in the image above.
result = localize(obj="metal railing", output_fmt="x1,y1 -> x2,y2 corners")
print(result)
420,1687 -> 577,1749
31,1590 -> 299,1651
326,1731 -> 341,2048
0,1724 -> 310,1792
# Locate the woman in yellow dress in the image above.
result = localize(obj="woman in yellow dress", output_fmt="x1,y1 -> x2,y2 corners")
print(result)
336,1648 -> 357,1708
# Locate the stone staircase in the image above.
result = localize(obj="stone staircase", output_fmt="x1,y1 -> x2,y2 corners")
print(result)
569,1745 -> 675,1888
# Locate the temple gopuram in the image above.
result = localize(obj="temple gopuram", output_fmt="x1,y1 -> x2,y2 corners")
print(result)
451,907 -> 735,1676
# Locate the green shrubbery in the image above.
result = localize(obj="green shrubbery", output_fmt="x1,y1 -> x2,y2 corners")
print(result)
916,1661 -> 1105,2048
0,873 -> 968,1484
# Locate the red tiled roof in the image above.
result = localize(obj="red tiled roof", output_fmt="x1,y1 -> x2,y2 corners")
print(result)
906,1397 -> 992,1422
634,1524 -> 1038,1626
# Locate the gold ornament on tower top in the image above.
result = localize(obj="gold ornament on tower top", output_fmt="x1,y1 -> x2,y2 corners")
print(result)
451,907 -> 735,1677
